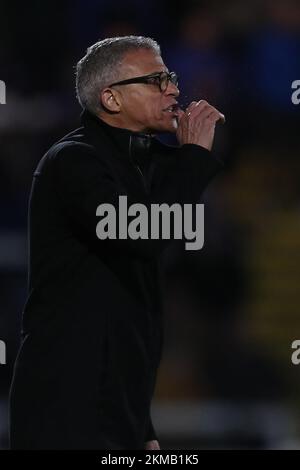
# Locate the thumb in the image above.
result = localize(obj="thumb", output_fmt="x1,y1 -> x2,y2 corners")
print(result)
177,108 -> 185,121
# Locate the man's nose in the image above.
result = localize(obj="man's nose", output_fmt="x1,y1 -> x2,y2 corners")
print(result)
165,80 -> 180,97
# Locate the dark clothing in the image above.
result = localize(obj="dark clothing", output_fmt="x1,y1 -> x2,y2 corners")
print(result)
10,110 -> 223,449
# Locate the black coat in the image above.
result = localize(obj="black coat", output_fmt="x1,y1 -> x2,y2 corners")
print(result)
9,110 -> 223,449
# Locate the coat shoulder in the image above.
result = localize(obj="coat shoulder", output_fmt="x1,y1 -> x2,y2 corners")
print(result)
34,130 -> 99,177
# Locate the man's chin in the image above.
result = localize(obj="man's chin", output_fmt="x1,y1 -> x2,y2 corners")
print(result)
164,119 -> 178,133
155,117 -> 178,133
147,115 -> 179,134
170,116 -> 179,132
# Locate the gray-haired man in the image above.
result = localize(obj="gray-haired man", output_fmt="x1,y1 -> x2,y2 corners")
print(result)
10,36 -> 224,450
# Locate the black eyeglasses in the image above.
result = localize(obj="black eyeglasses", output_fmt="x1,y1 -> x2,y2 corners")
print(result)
108,71 -> 178,93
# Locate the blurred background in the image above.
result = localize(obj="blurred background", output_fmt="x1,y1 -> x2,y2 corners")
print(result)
1,0 -> 300,450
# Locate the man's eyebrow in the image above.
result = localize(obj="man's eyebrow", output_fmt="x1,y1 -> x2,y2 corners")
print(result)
148,69 -> 169,75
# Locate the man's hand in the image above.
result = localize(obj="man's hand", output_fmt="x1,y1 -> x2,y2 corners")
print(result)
145,439 -> 160,450
176,100 -> 225,151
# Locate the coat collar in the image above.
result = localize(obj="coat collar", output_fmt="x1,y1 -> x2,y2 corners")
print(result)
80,109 -> 156,172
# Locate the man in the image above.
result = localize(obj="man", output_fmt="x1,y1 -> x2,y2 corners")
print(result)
10,36 -> 225,449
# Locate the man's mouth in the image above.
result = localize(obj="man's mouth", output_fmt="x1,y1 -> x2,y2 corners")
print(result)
163,104 -> 179,114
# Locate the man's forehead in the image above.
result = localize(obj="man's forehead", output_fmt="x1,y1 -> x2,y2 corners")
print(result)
121,49 -> 168,76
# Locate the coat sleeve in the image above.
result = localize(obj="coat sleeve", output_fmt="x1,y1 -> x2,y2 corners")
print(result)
53,141 -> 224,259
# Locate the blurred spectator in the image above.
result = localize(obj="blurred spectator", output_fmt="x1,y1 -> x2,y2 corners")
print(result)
164,5 -> 229,109
246,0 -> 300,112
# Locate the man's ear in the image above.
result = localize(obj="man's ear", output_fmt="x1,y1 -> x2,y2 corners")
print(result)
100,88 -> 121,113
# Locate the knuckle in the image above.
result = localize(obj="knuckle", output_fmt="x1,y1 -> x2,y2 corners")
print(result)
187,101 -> 197,109
207,105 -> 216,112
198,101 -> 209,110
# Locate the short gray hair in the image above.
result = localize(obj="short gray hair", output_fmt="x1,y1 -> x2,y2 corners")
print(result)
76,36 -> 161,115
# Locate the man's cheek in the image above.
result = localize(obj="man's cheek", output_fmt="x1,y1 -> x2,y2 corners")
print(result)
156,108 -> 166,121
